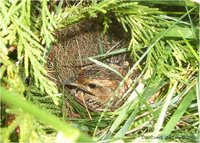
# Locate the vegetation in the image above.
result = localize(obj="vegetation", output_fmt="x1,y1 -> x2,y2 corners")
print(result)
0,0 -> 199,142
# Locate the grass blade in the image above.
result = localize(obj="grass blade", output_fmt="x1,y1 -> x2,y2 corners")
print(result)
152,81 -> 178,141
161,85 -> 196,136
0,87 -> 93,142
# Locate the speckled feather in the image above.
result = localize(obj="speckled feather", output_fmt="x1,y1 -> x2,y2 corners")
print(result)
63,64 -> 132,111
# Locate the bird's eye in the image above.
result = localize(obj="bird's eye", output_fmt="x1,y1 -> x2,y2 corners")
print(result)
88,83 -> 97,88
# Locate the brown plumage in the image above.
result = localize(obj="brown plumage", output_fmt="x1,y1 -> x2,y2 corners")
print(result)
62,64 -> 132,111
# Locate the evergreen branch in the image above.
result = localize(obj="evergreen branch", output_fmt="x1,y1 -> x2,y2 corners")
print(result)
0,1 -> 59,103
1,87 -> 94,142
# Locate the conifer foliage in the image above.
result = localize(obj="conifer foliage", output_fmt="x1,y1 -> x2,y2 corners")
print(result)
1,0 -> 199,142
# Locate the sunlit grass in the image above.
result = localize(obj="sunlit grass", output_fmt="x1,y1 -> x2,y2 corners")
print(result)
1,0 -> 199,142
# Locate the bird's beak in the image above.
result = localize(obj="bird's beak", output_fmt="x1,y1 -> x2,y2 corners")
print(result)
62,77 -> 93,95
62,77 -> 82,89
62,77 -> 86,91
62,77 -> 96,97
62,77 -> 77,86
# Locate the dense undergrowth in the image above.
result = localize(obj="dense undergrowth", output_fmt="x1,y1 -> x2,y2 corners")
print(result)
0,0 -> 199,142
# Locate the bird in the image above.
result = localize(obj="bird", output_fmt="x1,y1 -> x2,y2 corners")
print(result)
62,64 -> 132,112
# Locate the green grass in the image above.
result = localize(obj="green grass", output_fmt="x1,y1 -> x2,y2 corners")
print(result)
0,0 -> 199,142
